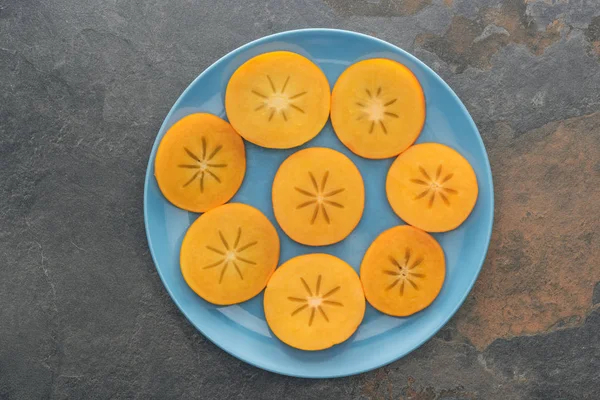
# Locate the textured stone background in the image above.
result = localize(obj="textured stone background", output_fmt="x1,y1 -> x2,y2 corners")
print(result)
1,0 -> 599,399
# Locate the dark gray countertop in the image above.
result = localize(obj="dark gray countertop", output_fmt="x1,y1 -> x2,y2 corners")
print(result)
1,1 -> 599,399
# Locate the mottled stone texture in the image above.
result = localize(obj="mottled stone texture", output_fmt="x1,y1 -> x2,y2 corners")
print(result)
456,113 -> 600,349
1,0 -> 599,399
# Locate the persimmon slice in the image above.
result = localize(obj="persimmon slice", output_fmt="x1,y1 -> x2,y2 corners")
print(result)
272,147 -> 365,246
360,225 -> 445,317
154,113 -> 246,213
331,58 -> 425,159
264,254 -> 365,351
180,203 -> 280,305
225,51 -> 330,149
386,143 -> 478,232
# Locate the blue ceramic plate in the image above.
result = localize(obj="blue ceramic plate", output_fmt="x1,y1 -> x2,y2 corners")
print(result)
144,29 -> 493,378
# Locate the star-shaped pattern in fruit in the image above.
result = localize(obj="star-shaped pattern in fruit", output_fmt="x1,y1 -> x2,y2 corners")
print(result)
410,165 -> 458,208
384,249 -> 426,296
294,171 -> 345,224
203,228 -> 257,283
287,275 -> 344,326
252,75 -> 306,121
356,87 -> 399,134
178,137 -> 227,192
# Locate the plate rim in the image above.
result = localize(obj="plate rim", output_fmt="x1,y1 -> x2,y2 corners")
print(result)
143,28 -> 495,378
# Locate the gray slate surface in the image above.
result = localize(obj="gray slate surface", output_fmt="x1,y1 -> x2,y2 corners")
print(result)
1,1 -> 599,399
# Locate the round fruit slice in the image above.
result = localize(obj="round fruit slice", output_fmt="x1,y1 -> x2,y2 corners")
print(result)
360,225 -> 445,317
180,203 -> 280,305
386,143 -> 478,232
225,51 -> 330,149
331,58 -> 425,159
154,113 -> 246,213
264,254 -> 365,351
272,147 -> 365,246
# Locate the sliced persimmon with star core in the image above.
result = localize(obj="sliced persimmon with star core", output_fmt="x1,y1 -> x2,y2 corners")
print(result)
154,113 -> 246,213
180,203 -> 280,305
272,147 -> 365,246
360,225 -> 445,317
264,253 -> 365,351
225,51 -> 330,149
331,58 -> 425,159
386,143 -> 478,232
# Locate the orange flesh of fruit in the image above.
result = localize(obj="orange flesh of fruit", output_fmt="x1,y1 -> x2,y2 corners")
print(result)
386,142 -> 478,232
360,225 -> 445,317
272,147 -> 365,246
180,203 -> 280,305
154,113 -> 245,213
225,51 -> 330,149
331,58 -> 425,159
264,253 -> 365,351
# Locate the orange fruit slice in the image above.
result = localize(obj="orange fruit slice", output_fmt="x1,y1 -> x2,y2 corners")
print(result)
386,143 -> 478,232
225,51 -> 330,149
330,58 -> 425,159
180,203 -> 280,305
360,225 -> 445,317
264,253 -> 365,351
154,113 -> 246,213
272,147 -> 365,246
